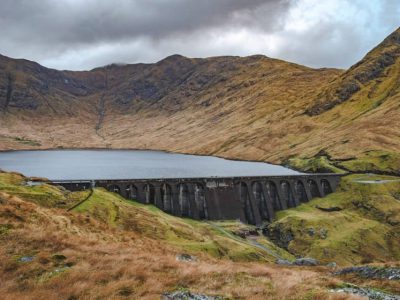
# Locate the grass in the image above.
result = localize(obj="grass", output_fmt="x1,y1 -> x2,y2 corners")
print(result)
287,151 -> 400,176
73,188 -> 286,262
0,170 -> 399,298
269,174 -> 400,265
337,150 -> 400,175
0,171 -> 90,208
0,171 -> 349,300
287,156 -> 346,174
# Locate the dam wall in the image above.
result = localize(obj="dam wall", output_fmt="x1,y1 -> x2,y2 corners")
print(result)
52,174 -> 341,225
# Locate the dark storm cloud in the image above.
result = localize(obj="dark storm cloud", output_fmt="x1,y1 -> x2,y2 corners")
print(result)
0,0 -> 289,49
0,0 -> 398,70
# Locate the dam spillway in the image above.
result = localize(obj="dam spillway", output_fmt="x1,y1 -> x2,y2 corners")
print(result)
52,174 -> 341,225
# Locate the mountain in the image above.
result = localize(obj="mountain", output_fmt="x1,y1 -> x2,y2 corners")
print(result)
307,27 -> 400,115
0,28 -> 399,175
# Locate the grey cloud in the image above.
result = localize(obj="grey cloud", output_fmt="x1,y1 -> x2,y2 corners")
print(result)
0,0 -> 398,70
0,0 -> 289,45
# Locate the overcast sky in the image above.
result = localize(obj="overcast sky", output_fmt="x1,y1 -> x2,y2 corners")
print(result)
0,0 -> 399,70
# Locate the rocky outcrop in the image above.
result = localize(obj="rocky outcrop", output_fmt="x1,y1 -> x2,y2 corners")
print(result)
263,223 -> 294,250
335,266 -> 400,280
162,291 -> 223,300
331,284 -> 400,300
275,257 -> 320,266
293,257 -> 319,266
176,253 -> 198,262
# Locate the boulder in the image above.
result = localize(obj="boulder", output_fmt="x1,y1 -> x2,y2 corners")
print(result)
162,290 -> 223,300
275,259 -> 293,266
293,257 -> 319,266
176,253 -> 197,262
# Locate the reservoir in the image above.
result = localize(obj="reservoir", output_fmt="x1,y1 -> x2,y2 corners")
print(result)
0,150 -> 302,180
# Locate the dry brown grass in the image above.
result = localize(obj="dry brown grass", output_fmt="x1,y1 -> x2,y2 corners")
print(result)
0,191 -> 362,300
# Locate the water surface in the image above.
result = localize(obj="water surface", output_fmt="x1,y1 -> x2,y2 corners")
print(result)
0,150 -> 301,180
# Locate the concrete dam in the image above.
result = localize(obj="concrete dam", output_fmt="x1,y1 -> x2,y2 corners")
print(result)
52,174 -> 341,225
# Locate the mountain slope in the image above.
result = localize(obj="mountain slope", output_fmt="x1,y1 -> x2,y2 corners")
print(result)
0,28 -> 399,174
296,27 -> 400,174
0,171 -> 343,299
1,171 -> 400,298
307,27 -> 400,115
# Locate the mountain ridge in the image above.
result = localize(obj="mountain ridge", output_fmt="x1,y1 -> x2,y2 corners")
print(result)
0,27 -> 399,175
307,27 -> 400,115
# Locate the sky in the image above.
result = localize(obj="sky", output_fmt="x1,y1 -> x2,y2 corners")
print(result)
0,0 -> 399,71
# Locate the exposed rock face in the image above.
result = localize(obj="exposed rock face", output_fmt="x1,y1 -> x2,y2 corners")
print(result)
0,53 -> 324,114
176,253 -> 198,262
162,291 -> 223,300
263,224 -> 294,250
331,285 -> 400,300
335,266 -> 400,280
275,259 -> 292,266
293,257 -> 319,266
275,257 -> 320,266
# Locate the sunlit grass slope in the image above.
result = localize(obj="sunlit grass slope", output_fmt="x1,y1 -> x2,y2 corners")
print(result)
73,187 -> 289,262
0,171 -> 90,208
0,171 -> 288,262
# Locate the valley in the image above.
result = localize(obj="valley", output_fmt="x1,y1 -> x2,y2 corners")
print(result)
1,28 -> 399,176
0,17 -> 399,300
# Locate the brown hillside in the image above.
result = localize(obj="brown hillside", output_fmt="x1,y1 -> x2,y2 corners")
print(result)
0,28 -> 399,174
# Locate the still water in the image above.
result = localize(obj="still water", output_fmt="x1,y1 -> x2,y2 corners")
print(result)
0,150 -> 302,180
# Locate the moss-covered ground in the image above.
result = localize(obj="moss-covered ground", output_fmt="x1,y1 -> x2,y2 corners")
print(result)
288,151 -> 400,176
73,188 -> 287,262
1,170 -> 399,266
270,174 -> 400,265
0,172 -> 89,208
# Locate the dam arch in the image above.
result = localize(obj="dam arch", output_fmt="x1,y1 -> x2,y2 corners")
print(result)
281,180 -> 296,208
143,183 -> 155,204
161,183 -> 173,212
178,183 -> 191,217
126,184 -> 138,200
239,182 -> 256,225
252,181 -> 271,221
295,180 -> 308,203
266,181 -> 281,211
108,184 -> 121,195
308,179 -> 321,198
194,183 -> 207,219
321,179 -> 333,195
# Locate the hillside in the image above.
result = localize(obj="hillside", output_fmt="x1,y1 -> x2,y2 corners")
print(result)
0,28 -> 399,175
1,170 -> 400,299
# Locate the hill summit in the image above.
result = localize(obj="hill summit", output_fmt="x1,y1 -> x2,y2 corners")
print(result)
0,28 -> 399,175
